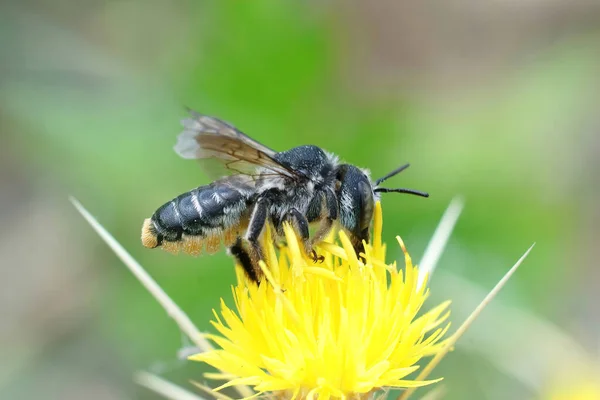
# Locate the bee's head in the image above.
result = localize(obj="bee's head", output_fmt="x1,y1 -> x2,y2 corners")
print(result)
335,164 -> 376,253
335,163 -> 429,256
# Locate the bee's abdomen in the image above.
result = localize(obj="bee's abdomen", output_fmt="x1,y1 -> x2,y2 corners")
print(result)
141,181 -> 253,255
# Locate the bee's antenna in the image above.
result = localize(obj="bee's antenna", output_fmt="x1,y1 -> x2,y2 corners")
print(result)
374,187 -> 429,198
375,163 -> 410,186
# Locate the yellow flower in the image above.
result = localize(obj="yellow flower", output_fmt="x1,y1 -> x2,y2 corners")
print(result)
545,372 -> 600,400
191,202 -> 451,399
72,196 -> 532,400
549,384 -> 600,400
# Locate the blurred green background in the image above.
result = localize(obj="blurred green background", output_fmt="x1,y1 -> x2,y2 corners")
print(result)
1,1 -> 600,399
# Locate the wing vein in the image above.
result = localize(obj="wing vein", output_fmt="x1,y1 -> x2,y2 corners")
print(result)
174,110 -> 305,184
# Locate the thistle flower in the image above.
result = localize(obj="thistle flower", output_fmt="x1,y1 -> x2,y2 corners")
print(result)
191,202 -> 450,399
71,196 -> 532,400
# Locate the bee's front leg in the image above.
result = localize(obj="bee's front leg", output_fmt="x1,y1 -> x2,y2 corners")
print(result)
310,187 -> 338,248
228,197 -> 270,283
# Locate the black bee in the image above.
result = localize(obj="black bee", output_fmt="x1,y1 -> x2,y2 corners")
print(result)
141,110 -> 428,282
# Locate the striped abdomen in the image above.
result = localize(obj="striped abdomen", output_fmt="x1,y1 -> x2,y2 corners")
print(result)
141,178 -> 254,255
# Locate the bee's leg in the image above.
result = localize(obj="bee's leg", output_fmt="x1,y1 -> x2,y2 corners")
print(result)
351,229 -> 368,262
228,197 -> 270,283
280,209 -> 323,263
310,187 -> 338,248
229,238 -> 259,283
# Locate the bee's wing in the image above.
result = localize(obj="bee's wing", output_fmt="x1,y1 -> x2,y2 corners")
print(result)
175,110 -> 304,181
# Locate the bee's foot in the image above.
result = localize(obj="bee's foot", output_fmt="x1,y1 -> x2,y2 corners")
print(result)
310,249 -> 325,264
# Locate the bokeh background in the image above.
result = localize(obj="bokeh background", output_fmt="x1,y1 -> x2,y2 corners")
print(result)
2,1 -> 600,399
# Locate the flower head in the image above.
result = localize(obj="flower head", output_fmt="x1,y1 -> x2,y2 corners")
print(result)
191,202 -> 451,399
547,381 -> 600,400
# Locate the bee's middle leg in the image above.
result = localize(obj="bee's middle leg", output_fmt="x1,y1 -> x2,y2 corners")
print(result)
228,197 -> 270,283
280,209 -> 323,263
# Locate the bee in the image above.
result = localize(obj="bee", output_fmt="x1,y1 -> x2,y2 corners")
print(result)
141,110 -> 428,282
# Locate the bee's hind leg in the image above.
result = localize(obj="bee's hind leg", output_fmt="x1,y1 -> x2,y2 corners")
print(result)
228,197 -> 270,283
229,238 -> 260,283
281,209 -> 324,264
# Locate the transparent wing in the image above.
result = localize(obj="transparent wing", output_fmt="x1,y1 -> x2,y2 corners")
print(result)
174,110 -> 304,181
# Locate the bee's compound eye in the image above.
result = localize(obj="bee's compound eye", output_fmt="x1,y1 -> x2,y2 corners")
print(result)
358,180 -> 374,232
